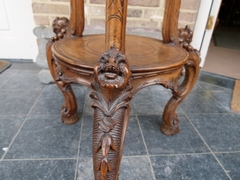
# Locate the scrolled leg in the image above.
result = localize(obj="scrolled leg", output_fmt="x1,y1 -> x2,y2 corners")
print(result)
45,17 -> 78,124
59,83 -> 78,125
46,42 -> 78,125
90,46 -> 132,180
161,50 -> 200,136
160,25 -> 201,136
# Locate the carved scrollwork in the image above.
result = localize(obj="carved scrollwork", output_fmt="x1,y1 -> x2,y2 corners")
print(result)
54,60 -> 75,84
50,17 -> 69,42
90,46 -> 132,180
161,58 -> 200,136
178,25 -> 193,49
178,25 -> 200,56
60,84 -> 78,122
50,59 -> 78,124
178,25 -> 201,77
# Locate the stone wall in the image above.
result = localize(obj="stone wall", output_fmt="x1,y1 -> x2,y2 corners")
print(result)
32,0 -> 201,30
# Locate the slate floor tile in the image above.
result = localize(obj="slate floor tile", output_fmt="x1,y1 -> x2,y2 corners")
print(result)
151,154 -> 229,180
0,69 -> 17,87
77,157 -> 154,180
233,114 -> 240,121
30,85 -> 85,116
42,83 -> 87,97
132,87 -> 183,115
210,91 -> 233,111
189,114 -> 240,152
2,66 -> 239,179
120,157 -> 154,180
180,91 -> 228,113
1,70 -> 44,90
0,159 -> 76,180
0,116 -> 26,158
132,88 -> 169,115
79,116 -> 147,157
78,116 -> 92,157
198,72 -> 235,89
191,83 -> 204,91
216,153 -> 240,180
0,90 -> 42,115
138,115 -> 209,155
123,116 -> 147,156
77,157 -> 94,180
198,81 -> 232,91
4,116 -> 81,159
29,96 -> 66,116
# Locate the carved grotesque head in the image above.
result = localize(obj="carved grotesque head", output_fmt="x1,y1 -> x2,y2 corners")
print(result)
94,46 -> 131,89
178,25 -> 195,51
178,26 -> 193,45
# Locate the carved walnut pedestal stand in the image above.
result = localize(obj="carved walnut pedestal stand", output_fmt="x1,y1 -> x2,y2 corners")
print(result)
46,0 -> 200,179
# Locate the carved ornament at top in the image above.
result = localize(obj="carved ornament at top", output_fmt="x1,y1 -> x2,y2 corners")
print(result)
178,25 -> 193,50
50,17 -> 69,42
178,25 -> 201,58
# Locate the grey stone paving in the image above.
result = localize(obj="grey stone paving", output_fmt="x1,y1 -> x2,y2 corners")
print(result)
0,63 -> 239,180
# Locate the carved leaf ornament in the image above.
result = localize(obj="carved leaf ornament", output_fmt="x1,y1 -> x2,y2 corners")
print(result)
90,46 -> 132,180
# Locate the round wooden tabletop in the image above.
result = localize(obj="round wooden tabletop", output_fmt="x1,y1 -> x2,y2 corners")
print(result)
53,34 -> 188,73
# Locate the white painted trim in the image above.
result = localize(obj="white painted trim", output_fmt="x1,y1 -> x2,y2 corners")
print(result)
192,0 -> 222,67
200,0 -> 222,67
191,0 -> 213,51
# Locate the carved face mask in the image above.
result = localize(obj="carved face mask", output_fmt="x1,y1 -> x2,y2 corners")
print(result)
94,46 -> 131,89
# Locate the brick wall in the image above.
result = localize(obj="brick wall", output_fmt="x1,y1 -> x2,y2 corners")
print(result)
32,0 -> 200,30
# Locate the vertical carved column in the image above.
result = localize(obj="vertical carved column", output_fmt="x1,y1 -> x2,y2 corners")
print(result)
105,0 -> 128,52
160,26 -> 201,136
162,0 -> 181,44
67,0 -> 85,37
90,46 -> 132,180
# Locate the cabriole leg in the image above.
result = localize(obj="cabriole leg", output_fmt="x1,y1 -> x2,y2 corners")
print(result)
160,50 -> 200,136
46,42 -> 78,124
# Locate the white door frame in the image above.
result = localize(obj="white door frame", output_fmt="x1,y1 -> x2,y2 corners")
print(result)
192,0 -> 222,67
0,0 -> 38,61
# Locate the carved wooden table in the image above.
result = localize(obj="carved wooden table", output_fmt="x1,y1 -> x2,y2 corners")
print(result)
46,0 -> 200,179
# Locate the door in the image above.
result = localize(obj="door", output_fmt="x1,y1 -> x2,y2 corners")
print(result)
0,0 -> 38,61
192,0 -> 222,67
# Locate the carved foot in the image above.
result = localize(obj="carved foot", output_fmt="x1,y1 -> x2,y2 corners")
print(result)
61,104 -> 78,124
91,46 -> 132,180
160,114 -> 180,136
61,113 -> 78,125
